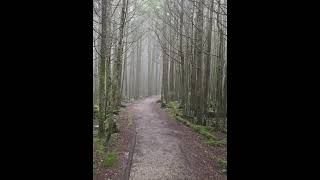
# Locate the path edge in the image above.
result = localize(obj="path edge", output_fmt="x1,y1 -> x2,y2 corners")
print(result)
122,114 -> 137,180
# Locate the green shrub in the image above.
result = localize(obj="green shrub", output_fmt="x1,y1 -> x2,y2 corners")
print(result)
167,101 -> 180,110
218,159 -> 227,170
103,151 -> 118,167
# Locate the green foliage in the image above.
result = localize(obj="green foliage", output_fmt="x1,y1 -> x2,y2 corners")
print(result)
94,137 -> 106,158
96,146 -> 105,157
204,139 -> 226,147
103,151 -> 118,167
166,101 -> 180,110
93,105 -> 99,119
165,100 -> 227,150
93,137 -> 99,144
208,101 -> 216,112
93,160 -> 97,176
191,125 -> 217,140
165,101 -> 221,143
94,105 -> 99,111
218,159 -> 227,170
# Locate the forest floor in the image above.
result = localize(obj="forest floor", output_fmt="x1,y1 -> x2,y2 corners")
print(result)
94,96 -> 227,180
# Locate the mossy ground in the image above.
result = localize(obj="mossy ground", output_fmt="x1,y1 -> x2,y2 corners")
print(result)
218,159 -> 227,173
160,100 -> 227,175
103,151 -> 118,168
162,101 -> 227,147
93,136 -> 118,177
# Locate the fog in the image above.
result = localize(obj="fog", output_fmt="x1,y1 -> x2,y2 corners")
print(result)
93,0 -> 227,126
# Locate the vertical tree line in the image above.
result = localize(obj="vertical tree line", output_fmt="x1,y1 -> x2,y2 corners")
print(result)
154,0 -> 227,129
93,0 -> 163,138
93,0 -> 227,138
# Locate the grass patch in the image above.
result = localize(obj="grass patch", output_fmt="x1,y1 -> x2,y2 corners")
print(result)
103,151 -> 118,167
191,125 -> 217,140
166,101 -> 180,109
204,138 -> 226,147
164,101 -> 220,142
94,137 -> 107,158
218,159 -> 227,172
164,101 -> 227,148
96,144 -> 105,157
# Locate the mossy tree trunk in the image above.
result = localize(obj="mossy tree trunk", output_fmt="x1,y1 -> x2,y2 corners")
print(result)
98,0 -> 108,138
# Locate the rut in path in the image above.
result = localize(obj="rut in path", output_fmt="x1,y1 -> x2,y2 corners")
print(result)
127,96 -> 194,180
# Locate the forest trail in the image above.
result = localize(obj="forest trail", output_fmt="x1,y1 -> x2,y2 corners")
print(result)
128,96 -> 191,179
126,96 -> 226,180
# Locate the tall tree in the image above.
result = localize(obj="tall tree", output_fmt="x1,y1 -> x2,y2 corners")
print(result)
168,4 -> 175,101
135,37 -> 142,98
150,39 -> 155,95
203,0 -> 214,125
98,0 -> 108,138
179,0 -> 185,111
161,1 -> 169,104
147,34 -> 152,96
113,0 -> 129,107
190,1 -> 197,118
194,0 -> 204,124
129,47 -> 135,99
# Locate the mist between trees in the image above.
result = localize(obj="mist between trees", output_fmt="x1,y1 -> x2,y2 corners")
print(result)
93,0 -> 227,138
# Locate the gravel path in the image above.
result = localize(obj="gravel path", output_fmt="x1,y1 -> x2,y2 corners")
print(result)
128,96 -> 192,180
127,96 -> 226,180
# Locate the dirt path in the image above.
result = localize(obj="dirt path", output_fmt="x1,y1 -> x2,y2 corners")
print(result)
126,96 -> 226,180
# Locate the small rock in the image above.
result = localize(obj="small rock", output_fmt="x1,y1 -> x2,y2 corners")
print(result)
125,152 -> 129,158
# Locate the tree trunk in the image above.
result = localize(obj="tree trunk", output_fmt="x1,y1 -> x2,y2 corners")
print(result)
203,0 -> 214,125
194,0 -> 204,124
169,13 -> 175,101
161,3 -> 169,104
135,38 -> 142,99
190,1 -> 196,118
98,0 -> 108,138
179,0 -> 185,111
113,0 -> 128,108
147,35 -> 152,96
130,47 -> 135,99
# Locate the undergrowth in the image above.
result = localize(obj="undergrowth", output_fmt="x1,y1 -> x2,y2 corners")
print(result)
204,138 -> 226,147
218,159 -> 227,173
163,101 -> 227,147
93,136 -> 118,172
103,151 -> 118,167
